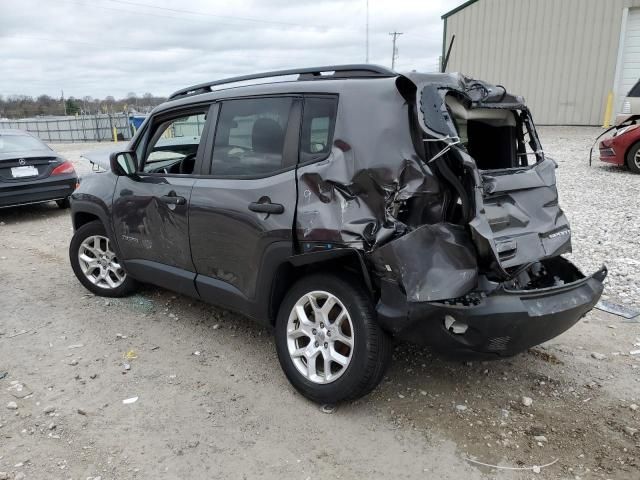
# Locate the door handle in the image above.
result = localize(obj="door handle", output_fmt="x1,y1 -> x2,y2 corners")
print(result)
249,201 -> 284,214
160,192 -> 186,205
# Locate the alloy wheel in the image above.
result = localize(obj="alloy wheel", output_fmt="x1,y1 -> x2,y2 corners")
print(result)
634,149 -> 640,169
286,291 -> 354,384
77,235 -> 126,289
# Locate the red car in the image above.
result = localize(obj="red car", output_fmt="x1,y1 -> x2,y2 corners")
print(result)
599,115 -> 640,173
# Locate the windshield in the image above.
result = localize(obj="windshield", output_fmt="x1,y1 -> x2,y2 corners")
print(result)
0,133 -> 49,153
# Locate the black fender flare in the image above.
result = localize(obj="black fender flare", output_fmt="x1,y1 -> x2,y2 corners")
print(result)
288,248 -> 374,294
70,196 -> 124,260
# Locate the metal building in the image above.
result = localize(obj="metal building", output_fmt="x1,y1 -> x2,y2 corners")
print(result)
441,0 -> 640,125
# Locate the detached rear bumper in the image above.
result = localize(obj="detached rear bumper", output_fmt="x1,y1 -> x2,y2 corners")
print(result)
376,265 -> 607,357
0,174 -> 77,208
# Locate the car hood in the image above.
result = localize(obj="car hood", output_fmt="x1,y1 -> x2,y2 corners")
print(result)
81,144 -> 125,171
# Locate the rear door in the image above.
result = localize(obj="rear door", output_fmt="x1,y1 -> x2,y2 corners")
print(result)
111,107 -> 212,296
189,96 -> 301,314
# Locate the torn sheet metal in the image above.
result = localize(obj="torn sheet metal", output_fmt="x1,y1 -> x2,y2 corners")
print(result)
406,73 -> 571,276
295,82 -> 444,251
369,223 -> 477,302
295,72 -> 575,293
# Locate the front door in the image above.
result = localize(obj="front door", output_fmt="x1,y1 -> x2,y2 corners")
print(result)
189,97 -> 301,316
112,107 -> 212,296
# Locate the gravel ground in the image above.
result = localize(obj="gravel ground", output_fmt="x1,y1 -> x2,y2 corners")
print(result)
541,126 -> 640,310
0,129 -> 639,480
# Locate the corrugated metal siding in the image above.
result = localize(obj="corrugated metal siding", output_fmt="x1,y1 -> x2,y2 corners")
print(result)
618,8 -> 640,110
444,0 -> 624,125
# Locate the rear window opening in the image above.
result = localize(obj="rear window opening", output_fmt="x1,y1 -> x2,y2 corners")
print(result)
445,96 -> 540,170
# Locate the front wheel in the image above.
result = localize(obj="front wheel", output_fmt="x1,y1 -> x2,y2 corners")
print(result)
625,141 -> 640,173
69,220 -> 137,297
275,273 -> 391,403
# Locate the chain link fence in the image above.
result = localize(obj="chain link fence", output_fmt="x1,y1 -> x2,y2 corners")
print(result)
0,113 -> 134,143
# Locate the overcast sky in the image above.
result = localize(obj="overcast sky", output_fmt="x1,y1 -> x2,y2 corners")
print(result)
0,0 -> 465,99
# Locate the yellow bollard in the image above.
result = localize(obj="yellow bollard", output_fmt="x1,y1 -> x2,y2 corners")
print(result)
112,127 -> 118,143
602,91 -> 614,128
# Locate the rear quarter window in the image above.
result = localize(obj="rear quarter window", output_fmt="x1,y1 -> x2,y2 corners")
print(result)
300,97 -> 338,164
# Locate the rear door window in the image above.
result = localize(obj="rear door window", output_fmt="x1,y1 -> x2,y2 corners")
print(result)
211,97 -> 293,177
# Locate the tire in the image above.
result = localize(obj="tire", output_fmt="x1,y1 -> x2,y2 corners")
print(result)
69,220 -> 137,297
625,141 -> 640,173
56,197 -> 71,209
275,273 -> 391,403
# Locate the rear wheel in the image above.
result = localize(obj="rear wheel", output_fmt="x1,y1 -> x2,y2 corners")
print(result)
69,220 -> 137,297
625,141 -> 640,173
275,273 -> 391,403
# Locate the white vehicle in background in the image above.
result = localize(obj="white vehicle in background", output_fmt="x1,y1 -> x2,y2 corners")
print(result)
618,78 -> 640,123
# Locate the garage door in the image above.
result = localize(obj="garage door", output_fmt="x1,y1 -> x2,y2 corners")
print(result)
617,8 -> 640,113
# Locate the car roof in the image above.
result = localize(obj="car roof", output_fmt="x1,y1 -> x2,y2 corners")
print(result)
150,65 -> 482,119
156,75 -> 401,113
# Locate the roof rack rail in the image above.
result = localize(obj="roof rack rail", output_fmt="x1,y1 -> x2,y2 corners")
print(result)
168,64 -> 396,100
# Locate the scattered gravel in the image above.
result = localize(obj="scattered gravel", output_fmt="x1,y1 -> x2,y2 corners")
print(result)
521,396 -> 533,407
540,126 -> 640,309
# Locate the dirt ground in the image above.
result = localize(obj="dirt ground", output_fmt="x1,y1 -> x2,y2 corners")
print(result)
0,129 -> 639,479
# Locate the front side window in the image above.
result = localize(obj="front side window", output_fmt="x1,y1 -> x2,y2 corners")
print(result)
300,97 -> 338,163
211,97 -> 293,177
143,112 -> 207,174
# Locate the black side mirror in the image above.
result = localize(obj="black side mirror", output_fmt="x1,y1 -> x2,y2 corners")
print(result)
109,151 -> 137,176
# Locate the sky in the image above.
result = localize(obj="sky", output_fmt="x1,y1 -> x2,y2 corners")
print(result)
0,0 -> 465,99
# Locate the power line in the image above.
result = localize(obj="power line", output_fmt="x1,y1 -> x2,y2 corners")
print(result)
105,0 -> 323,28
55,0 -> 311,29
389,31 -> 403,70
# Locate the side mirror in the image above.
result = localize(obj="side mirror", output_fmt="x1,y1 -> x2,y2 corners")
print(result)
109,151 -> 137,176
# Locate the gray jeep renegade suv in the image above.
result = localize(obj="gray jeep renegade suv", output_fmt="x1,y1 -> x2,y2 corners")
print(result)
68,65 -> 606,403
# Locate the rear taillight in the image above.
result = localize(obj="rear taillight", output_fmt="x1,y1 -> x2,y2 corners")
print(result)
51,160 -> 76,176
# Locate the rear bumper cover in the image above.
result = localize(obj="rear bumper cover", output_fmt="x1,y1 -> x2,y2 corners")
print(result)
0,174 -> 77,208
376,265 -> 607,357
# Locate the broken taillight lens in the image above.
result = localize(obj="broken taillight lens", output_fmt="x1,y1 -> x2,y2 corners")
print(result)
51,160 -> 76,176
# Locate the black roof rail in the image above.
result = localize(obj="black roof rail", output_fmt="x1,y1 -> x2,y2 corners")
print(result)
168,64 -> 396,100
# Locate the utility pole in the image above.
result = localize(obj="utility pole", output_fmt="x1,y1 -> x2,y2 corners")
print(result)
61,89 -> 67,116
365,0 -> 369,63
389,31 -> 403,70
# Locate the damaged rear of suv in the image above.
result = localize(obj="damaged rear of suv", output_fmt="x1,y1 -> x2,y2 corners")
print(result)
68,65 -> 605,404
366,73 -> 607,358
